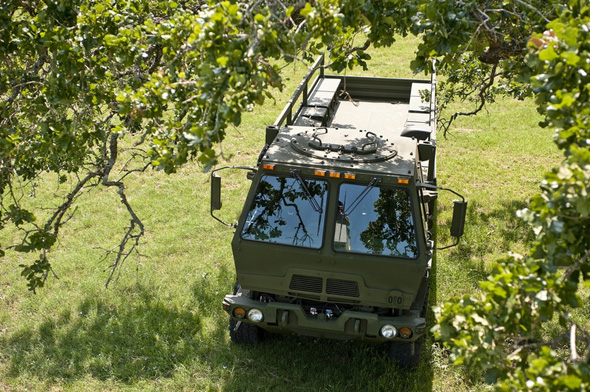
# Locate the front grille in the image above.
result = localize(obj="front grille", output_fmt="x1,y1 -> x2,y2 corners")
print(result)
289,275 -> 322,293
326,278 -> 360,297
289,275 -> 361,299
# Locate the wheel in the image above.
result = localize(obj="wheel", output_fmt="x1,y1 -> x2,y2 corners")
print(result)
228,280 -> 264,343
228,316 -> 264,343
389,275 -> 430,367
389,338 -> 423,368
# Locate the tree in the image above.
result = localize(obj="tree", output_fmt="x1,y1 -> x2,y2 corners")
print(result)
410,0 -> 558,134
0,0 -> 385,291
432,1 -> 590,390
2,0 -> 589,388
1,0 -> 421,291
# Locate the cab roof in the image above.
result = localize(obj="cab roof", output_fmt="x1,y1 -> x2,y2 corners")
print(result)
261,124 -> 419,178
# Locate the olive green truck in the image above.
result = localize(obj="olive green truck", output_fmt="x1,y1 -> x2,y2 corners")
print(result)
211,56 -> 466,367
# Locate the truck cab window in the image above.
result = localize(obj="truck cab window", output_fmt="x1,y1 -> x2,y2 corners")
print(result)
241,175 -> 328,249
335,183 -> 418,258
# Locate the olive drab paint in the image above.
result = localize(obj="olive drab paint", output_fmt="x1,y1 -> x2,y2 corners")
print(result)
211,56 -> 466,367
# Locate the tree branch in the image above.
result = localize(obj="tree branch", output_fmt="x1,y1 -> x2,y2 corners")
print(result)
561,249 -> 590,284
513,0 -> 551,23
440,64 -> 499,136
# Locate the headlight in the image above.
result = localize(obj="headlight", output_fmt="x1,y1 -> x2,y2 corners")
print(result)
247,308 -> 264,322
380,324 -> 397,339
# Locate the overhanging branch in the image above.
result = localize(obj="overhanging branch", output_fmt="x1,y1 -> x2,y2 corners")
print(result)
440,63 -> 499,137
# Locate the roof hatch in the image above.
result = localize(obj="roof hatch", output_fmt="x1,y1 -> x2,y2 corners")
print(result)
290,127 -> 398,164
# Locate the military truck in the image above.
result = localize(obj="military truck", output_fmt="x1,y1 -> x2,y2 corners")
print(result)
211,56 -> 467,366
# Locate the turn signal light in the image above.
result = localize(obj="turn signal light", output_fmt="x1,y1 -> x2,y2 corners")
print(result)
399,327 -> 413,339
233,307 -> 247,319
263,164 -> 275,170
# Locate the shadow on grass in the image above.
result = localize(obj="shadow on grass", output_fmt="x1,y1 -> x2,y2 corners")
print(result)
466,199 -> 535,249
0,284 -> 204,383
2,261 -> 438,390
0,268 -> 436,390
217,333 -> 435,392
439,198 -> 534,283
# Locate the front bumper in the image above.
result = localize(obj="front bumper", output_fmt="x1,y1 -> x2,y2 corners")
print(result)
222,294 -> 426,342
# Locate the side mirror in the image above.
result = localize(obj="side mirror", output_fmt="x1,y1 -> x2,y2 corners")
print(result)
211,173 -> 222,211
210,165 -> 257,228
450,200 -> 467,238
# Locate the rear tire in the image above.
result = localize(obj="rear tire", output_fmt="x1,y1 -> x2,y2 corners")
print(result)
229,317 -> 264,343
389,337 -> 423,368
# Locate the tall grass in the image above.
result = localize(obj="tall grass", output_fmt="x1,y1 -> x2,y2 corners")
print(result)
0,39 -> 561,391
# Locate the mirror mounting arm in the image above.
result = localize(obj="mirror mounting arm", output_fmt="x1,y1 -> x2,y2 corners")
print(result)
417,182 -> 467,250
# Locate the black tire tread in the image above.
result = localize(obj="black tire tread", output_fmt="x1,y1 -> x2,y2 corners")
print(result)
389,338 -> 423,368
228,317 -> 263,344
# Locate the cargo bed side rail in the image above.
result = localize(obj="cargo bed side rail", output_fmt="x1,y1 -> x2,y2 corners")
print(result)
273,55 -> 326,128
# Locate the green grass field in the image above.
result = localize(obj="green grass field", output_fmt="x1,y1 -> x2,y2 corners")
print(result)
0,38 -> 562,391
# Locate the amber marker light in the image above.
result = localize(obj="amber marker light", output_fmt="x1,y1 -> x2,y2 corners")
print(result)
233,307 -> 247,319
399,327 -> 413,339
398,178 -> 410,184
262,164 -> 275,170
329,172 -> 341,178
344,173 -> 356,180
314,170 -> 326,177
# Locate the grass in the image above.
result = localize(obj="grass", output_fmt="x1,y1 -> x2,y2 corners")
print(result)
0,39 -> 563,391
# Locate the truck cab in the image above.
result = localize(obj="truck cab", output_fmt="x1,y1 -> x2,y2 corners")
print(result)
212,56 -> 465,366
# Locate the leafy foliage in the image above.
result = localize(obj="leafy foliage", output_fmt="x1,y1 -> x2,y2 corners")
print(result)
2,0 -> 408,291
2,0 -> 590,388
410,0 -> 558,134
434,1 -> 590,389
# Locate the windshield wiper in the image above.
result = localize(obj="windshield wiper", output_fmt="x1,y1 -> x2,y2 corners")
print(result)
290,169 -> 323,213
345,177 -> 382,215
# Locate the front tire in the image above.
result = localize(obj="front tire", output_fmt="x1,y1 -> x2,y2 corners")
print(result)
389,338 -> 423,368
228,317 -> 264,343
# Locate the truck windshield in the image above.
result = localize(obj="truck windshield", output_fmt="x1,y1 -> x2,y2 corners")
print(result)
241,175 -> 328,249
334,183 -> 418,258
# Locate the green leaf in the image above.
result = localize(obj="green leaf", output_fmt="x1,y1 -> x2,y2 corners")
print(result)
539,46 -> 558,62
562,51 -> 581,66
560,375 -> 582,390
300,3 -> 313,18
217,56 -> 229,66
